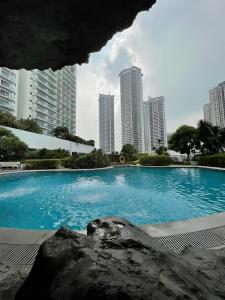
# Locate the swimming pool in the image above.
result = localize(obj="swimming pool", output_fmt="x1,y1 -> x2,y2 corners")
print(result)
0,167 -> 225,230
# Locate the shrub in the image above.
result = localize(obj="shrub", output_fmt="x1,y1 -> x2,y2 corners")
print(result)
198,153 -> 225,168
171,158 -> 191,165
108,153 -> 120,163
25,159 -> 60,169
63,149 -> 109,169
139,155 -> 173,166
155,146 -> 168,155
0,111 -> 43,133
75,149 -> 109,169
0,110 -> 18,128
60,157 -> 74,168
26,148 -> 71,159
51,126 -> 95,146
17,118 -> 43,134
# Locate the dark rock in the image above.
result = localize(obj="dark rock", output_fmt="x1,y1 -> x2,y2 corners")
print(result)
0,262 -> 31,300
0,1 -> 156,70
15,217 -> 225,300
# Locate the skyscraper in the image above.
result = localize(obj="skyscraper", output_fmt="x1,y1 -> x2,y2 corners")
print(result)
119,66 -> 144,153
143,96 -> 167,152
99,94 -> 115,154
0,68 -> 18,116
17,66 -> 76,135
203,103 -> 212,124
209,81 -> 225,128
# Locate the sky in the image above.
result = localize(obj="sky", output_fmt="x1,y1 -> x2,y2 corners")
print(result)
76,0 -> 225,151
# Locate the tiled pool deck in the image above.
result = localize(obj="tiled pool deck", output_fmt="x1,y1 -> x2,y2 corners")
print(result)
0,165 -> 225,264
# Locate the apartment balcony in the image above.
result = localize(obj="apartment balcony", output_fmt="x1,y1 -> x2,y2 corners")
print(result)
0,70 -> 16,83
36,86 -> 57,103
0,83 -> 16,93
36,100 -> 57,114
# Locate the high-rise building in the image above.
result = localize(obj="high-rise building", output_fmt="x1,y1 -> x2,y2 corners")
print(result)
143,96 -> 167,152
119,66 -> 144,153
209,81 -> 225,128
0,68 -> 18,116
203,103 -> 212,124
99,94 -> 115,154
17,66 -> 76,135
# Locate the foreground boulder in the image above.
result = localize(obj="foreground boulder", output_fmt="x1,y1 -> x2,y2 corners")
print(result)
16,217 -> 225,299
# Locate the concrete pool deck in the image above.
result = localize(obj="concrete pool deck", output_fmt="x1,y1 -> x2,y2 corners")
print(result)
141,212 -> 225,237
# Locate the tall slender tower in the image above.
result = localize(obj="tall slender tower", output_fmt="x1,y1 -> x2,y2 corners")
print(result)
17,66 -> 76,135
203,103 -> 212,124
99,94 -> 115,153
144,96 -> 167,152
119,66 -> 144,153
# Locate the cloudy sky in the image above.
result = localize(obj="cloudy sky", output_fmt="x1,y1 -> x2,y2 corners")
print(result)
77,0 -> 225,151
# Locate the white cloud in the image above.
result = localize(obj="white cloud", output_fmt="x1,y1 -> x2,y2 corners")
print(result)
77,0 -> 225,150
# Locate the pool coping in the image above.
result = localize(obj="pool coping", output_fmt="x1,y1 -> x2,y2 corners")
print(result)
140,212 -> 225,237
0,211 -> 225,244
0,166 -> 113,176
1,165 -> 225,176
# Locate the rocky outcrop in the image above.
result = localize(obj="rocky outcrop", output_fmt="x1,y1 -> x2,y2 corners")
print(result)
0,0 -> 156,70
0,263 -> 31,300
15,217 -> 225,300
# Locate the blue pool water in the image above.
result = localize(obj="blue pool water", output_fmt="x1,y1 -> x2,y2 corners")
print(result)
0,167 -> 225,230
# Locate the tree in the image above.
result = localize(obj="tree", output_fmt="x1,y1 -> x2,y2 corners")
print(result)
0,127 -> 28,161
197,120 -> 225,153
168,125 -> 197,159
0,110 -> 18,128
51,126 -> 95,146
155,146 -> 168,155
17,118 -> 43,134
121,144 -> 137,161
51,126 -> 69,139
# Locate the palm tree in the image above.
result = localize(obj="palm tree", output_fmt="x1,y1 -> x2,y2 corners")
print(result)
197,120 -> 224,153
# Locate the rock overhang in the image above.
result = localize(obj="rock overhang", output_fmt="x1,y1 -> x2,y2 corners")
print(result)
0,0 -> 156,70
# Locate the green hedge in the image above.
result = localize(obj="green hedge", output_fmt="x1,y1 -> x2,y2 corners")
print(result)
61,149 -> 109,169
60,157 -> 74,168
139,155 -> 173,166
198,153 -> 225,168
25,159 -> 60,169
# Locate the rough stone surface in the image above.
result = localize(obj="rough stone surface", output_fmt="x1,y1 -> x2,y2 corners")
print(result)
0,263 -> 31,300
0,0 -> 156,70
15,217 -> 225,300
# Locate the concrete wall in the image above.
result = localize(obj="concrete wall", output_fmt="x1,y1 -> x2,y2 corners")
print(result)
1,126 -> 94,154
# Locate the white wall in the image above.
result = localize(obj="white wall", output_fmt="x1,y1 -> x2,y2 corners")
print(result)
1,126 -> 94,154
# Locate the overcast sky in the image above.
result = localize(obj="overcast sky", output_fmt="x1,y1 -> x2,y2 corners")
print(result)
76,0 -> 225,151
